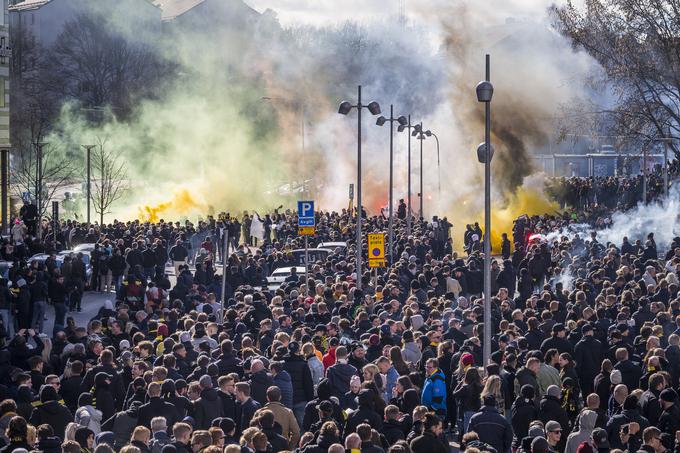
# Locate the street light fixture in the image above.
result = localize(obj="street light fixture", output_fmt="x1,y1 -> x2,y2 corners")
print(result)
82,145 -> 96,226
375,105 -> 407,264
425,130 -> 442,199
397,115 -> 417,236
338,85 -> 381,290
476,54 -> 494,367
413,123 -> 434,219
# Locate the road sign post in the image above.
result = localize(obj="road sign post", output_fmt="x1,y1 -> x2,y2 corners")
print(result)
298,201 -> 315,295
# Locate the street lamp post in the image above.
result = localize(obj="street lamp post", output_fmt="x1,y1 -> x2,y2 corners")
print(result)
338,86 -> 381,291
398,116 -> 417,236
82,145 -> 95,226
35,142 -> 47,238
425,131 -> 441,199
476,54 -> 494,367
376,106 -> 408,264
413,124 -> 435,219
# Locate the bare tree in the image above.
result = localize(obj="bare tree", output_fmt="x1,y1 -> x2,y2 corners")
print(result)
90,138 -> 129,225
40,13 -> 164,118
551,0 -> 680,153
12,142 -> 77,220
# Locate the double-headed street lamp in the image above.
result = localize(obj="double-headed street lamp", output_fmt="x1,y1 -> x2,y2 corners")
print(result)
397,115 -> 417,236
425,130 -> 441,199
413,123 -> 435,219
338,85 -> 381,291
376,106 -> 407,264
82,145 -> 96,226
476,54 -> 494,367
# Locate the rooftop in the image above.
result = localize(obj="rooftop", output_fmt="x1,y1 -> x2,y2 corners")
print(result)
9,0 -> 50,12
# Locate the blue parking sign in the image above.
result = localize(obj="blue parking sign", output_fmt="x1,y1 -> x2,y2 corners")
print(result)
298,201 -> 315,227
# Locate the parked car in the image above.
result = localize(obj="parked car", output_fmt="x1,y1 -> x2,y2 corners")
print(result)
266,266 -> 307,291
289,248 -> 331,267
317,241 -> 347,253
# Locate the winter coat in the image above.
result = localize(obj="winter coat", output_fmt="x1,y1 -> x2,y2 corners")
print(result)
254,401 -> 300,448
344,403 -> 383,435
409,431 -> 449,453
382,419 -> 405,445
30,400 -> 73,440
401,341 -> 422,365
537,363 -> 561,398
422,369 -> 447,416
539,395 -> 571,433
273,371 -> 294,408
248,370 -> 274,406
614,359 -> 643,396
307,356 -> 324,388
510,396 -> 539,444
138,397 -> 178,429
282,354 -> 314,404
573,336 -> 603,394
326,361 -> 358,399
606,408 -> 649,450
565,410 -> 597,453
468,406 -> 513,453
514,367 -> 539,401
193,388 -> 224,429
75,405 -> 103,435
101,408 -> 138,450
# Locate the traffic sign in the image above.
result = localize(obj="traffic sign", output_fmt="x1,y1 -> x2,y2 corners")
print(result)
298,201 -> 315,226
298,226 -> 315,236
368,233 -> 385,268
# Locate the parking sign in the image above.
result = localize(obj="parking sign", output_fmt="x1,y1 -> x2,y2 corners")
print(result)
298,201 -> 315,235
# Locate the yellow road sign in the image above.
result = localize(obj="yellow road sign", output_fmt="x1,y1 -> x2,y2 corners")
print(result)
368,233 -> 385,268
298,226 -> 315,236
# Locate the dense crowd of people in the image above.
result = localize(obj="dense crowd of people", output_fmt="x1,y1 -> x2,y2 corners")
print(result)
1,193 -> 680,453
545,160 -> 680,211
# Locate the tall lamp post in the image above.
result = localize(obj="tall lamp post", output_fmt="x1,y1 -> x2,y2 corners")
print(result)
397,115 -> 417,236
376,106 -> 407,264
413,123 -> 435,219
82,145 -> 96,226
338,86 -> 381,290
476,54 -> 494,367
425,130 -> 441,200
35,142 -> 47,238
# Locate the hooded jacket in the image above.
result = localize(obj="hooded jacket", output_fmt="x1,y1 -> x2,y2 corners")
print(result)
101,403 -> 140,449
282,353 -> 315,404
401,341 -> 422,365
138,397 -> 178,430
193,388 -> 223,429
30,385 -> 74,440
565,410 -> 597,453
248,370 -> 275,406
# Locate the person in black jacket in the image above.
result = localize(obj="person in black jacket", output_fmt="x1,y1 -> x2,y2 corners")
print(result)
382,405 -> 406,445
539,385 -> 571,439
282,342 -> 315,425
215,340 -> 243,377
234,382 -> 261,436
92,372 -> 116,422
613,348 -> 643,395
138,382 -> 179,429
247,360 -> 274,407
29,385 -> 73,441
572,324 -> 603,395
469,395 -> 513,453
540,323 -> 574,355
193,375 -> 223,429
409,413 -> 448,453
256,410 -> 288,453
511,385 -> 539,449
80,350 -> 125,411
344,389 -> 383,435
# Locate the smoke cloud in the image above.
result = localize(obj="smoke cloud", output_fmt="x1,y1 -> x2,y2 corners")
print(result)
42,0 -> 598,243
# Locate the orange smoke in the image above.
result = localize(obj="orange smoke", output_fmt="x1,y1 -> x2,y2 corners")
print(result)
138,189 -> 207,222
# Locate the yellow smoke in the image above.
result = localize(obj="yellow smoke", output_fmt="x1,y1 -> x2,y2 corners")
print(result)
447,176 -> 558,252
138,188 -> 207,223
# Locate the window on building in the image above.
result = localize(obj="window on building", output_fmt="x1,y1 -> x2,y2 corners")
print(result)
0,79 -> 6,108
